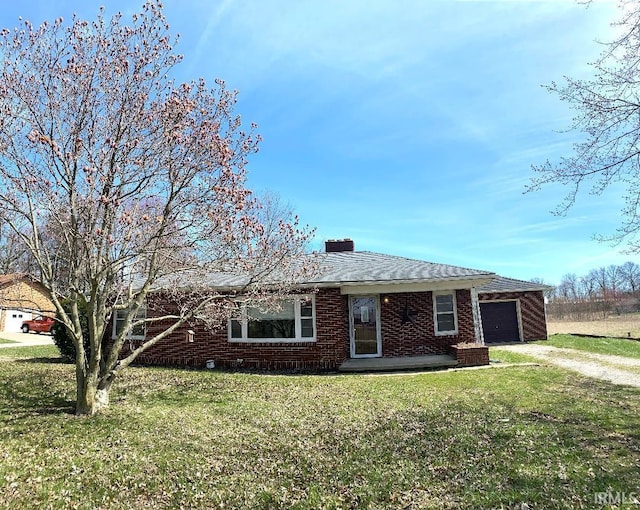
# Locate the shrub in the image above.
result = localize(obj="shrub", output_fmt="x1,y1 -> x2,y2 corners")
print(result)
52,300 -> 90,362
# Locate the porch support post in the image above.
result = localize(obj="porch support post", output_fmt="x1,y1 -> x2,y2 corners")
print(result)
470,287 -> 485,345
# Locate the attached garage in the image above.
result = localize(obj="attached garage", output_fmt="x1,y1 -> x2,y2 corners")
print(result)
478,276 -> 552,344
479,301 -> 520,344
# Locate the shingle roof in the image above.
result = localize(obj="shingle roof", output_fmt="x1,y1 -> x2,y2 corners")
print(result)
479,275 -> 553,294
150,251 -> 495,291
0,273 -> 32,287
307,251 -> 494,285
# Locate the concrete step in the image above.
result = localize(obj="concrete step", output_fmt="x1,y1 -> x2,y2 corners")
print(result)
339,354 -> 458,372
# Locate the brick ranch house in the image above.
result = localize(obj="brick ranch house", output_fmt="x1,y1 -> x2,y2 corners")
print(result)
124,240 -> 551,371
0,274 -> 55,333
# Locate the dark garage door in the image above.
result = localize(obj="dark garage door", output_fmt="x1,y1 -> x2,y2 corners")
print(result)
480,301 -> 520,344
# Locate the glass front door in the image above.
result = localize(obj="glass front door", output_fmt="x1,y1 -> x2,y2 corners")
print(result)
350,296 -> 381,357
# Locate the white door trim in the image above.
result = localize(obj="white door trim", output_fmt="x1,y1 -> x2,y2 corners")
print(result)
349,295 -> 382,358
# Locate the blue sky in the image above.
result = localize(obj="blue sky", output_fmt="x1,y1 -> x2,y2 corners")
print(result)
1,0 -> 633,285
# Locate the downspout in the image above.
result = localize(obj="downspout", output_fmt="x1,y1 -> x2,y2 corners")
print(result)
471,287 -> 485,345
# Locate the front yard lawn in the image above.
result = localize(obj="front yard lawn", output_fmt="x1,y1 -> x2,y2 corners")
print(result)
0,344 -> 60,359
541,334 -> 640,359
0,343 -> 639,509
488,347 -> 541,364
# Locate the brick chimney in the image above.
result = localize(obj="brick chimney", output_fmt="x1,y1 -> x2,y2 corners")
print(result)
325,238 -> 355,253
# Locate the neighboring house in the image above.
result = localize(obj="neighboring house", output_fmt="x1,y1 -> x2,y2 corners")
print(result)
122,239 -> 551,371
0,274 -> 55,332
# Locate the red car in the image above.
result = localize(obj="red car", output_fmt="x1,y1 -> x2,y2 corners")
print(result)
21,316 -> 55,334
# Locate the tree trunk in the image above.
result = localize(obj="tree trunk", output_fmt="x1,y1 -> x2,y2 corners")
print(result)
74,365 -> 113,416
75,384 -> 112,415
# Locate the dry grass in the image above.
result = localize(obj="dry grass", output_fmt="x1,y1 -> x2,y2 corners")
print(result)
548,313 -> 640,338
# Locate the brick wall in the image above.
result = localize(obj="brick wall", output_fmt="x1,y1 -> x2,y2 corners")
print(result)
379,289 -> 476,357
127,287 -> 350,370
448,343 -> 490,367
124,287 -> 479,370
0,278 -> 55,331
477,290 -> 547,341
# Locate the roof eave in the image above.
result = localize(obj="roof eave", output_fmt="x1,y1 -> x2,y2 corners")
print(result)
331,274 -> 496,295
151,273 -> 498,294
479,285 -> 554,294
310,273 -> 495,287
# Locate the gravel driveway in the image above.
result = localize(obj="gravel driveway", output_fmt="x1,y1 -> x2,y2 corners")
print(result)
498,344 -> 640,388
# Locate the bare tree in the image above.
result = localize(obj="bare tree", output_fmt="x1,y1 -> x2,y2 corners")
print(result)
0,220 -> 34,274
589,267 -> 609,299
546,259 -> 640,319
580,273 -> 598,300
620,261 -> 640,293
557,273 -> 580,301
0,2 -> 314,415
529,1 -> 640,252
606,264 -> 622,297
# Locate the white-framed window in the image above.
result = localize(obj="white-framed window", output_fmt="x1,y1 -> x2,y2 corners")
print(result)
112,306 -> 146,340
433,291 -> 458,335
228,295 -> 316,343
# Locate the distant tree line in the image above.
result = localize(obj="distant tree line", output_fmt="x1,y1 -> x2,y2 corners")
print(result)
546,262 -> 640,320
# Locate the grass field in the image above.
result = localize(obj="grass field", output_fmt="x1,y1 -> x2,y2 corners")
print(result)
0,338 -> 16,344
541,334 -> 640,360
0,344 -> 59,359
548,313 -> 640,338
1,343 -> 639,509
